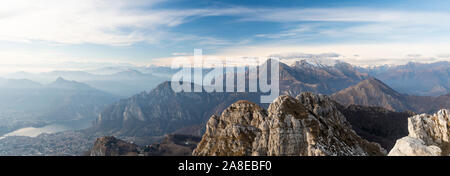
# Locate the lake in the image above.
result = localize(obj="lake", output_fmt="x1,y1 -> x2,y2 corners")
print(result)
0,120 -> 91,140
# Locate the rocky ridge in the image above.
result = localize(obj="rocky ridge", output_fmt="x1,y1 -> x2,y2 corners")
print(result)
193,93 -> 386,156
90,136 -> 141,156
332,78 -> 450,113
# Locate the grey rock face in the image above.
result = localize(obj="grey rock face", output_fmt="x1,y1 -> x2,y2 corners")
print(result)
389,109 -> 450,156
92,81 -> 263,139
332,78 -> 450,114
193,93 -> 386,156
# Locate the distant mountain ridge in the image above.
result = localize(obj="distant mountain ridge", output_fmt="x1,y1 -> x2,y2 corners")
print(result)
278,60 -> 368,96
5,60 -> 449,97
358,61 -> 450,96
332,78 -> 450,113
0,77 -> 119,136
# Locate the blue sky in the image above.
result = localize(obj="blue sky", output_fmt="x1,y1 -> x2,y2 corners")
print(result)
1,0 -> 450,72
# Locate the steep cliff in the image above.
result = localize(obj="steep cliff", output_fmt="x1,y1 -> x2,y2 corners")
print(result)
331,78 -> 410,112
388,109 -> 450,156
193,93 -> 386,156
91,59 -> 369,140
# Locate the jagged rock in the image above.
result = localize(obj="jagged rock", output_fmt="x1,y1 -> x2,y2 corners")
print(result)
89,134 -> 201,156
193,93 -> 386,156
388,109 -> 450,156
90,136 -> 141,156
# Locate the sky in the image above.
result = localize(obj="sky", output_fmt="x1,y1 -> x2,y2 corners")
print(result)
1,0 -> 450,72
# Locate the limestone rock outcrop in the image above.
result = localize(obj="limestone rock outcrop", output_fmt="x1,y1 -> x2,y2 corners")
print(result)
388,109 -> 450,156
89,134 -> 201,156
90,136 -> 141,156
332,78 -> 450,114
193,93 -> 386,156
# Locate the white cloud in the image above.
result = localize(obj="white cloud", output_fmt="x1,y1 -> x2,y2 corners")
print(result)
0,0 -> 238,46
2,2 -> 450,46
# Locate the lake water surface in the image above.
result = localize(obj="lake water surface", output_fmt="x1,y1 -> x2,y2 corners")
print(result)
0,120 -> 91,140
0,124 -> 70,139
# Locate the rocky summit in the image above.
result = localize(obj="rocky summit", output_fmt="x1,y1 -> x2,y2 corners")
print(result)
389,109 -> 450,156
193,93 -> 386,156
90,136 -> 141,156
89,134 -> 201,156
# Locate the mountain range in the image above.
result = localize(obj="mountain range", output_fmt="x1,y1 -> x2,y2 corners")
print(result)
0,77 -> 119,136
88,59 -> 373,143
337,104 -> 415,150
88,60 -> 449,146
278,60 -> 368,96
388,109 -> 450,156
1,59 -> 449,156
89,134 -> 201,156
332,78 -> 450,113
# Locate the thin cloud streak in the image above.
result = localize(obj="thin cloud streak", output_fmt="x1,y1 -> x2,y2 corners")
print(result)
2,2 -> 450,46
1,2 -> 450,70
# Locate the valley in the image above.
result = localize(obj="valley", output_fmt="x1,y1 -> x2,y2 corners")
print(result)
0,59 -> 448,156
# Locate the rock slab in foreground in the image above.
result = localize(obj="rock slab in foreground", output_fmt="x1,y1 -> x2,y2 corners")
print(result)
389,109 -> 450,156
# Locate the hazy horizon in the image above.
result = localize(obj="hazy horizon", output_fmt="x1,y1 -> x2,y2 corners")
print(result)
1,0 -> 450,73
